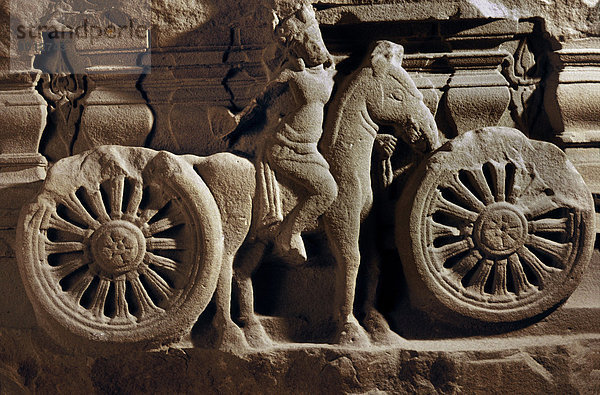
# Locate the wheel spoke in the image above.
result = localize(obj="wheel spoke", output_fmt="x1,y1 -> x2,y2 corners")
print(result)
86,189 -> 111,223
468,168 -> 495,205
62,192 -> 101,229
139,192 -> 171,224
114,278 -> 130,319
508,254 -> 534,295
52,256 -> 87,279
467,258 -> 494,294
517,246 -> 555,288
491,162 -> 506,202
432,239 -> 473,266
428,217 -> 461,240
433,190 -> 479,222
130,275 -> 158,317
49,214 -> 87,237
45,239 -> 84,254
492,259 -> 508,296
124,179 -> 143,218
147,212 -> 185,236
526,234 -> 571,267
141,267 -> 173,300
529,217 -> 569,233
147,237 -> 182,251
70,272 -> 95,302
110,175 -> 125,220
144,252 -> 178,272
91,278 -> 110,317
450,249 -> 481,278
443,175 -> 486,212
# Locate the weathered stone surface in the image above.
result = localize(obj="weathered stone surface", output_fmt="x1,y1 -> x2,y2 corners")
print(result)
317,0 -> 600,44
0,328 -> 598,393
0,0 -> 599,393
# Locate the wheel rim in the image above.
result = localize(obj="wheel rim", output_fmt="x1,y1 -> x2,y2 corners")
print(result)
426,160 -> 577,304
18,147 -> 223,344
398,127 -> 595,323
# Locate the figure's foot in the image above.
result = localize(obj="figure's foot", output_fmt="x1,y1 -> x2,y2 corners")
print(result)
335,319 -> 370,347
274,231 -> 307,265
363,309 -> 406,346
242,318 -> 273,349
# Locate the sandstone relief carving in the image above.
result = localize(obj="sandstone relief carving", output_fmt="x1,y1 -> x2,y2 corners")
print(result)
14,3 -> 597,354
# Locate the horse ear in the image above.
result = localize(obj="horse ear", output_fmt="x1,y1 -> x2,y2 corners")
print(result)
370,40 -> 404,77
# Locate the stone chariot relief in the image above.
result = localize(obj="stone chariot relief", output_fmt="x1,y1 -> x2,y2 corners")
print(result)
14,2 -> 596,355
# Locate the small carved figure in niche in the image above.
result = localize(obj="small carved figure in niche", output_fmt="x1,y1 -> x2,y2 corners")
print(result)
213,3 -> 337,263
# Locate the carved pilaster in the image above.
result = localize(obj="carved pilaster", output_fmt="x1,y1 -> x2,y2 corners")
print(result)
443,53 -> 511,136
402,52 -> 511,137
76,71 -> 153,154
0,71 -> 48,185
544,44 -> 600,200
545,47 -> 600,144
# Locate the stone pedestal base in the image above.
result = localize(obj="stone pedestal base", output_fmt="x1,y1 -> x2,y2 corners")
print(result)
0,328 -> 597,393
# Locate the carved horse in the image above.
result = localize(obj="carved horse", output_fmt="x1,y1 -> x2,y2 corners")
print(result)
187,40 -> 440,349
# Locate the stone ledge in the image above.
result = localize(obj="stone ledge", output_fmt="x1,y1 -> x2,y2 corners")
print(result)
0,328 -> 597,393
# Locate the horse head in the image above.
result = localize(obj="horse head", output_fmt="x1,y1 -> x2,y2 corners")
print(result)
366,41 -> 440,153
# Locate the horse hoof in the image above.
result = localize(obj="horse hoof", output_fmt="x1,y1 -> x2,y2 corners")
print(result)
216,324 -> 249,352
335,321 -> 370,347
244,322 -> 273,349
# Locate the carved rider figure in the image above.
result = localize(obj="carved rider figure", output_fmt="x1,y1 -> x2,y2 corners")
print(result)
212,3 -> 338,262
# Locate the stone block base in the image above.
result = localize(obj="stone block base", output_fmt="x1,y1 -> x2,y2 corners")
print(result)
0,328 -> 598,393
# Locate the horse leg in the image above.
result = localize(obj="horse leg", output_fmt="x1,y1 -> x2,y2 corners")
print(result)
233,240 -> 272,348
213,252 -> 247,351
359,213 -> 404,345
323,197 -> 370,346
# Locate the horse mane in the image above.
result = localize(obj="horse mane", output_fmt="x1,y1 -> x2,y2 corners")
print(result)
321,67 -> 372,153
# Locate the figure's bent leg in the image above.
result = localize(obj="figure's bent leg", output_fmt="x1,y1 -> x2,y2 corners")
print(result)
269,157 -> 338,261
232,241 -> 272,348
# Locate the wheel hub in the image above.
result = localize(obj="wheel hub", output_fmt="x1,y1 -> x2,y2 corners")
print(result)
473,203 -> 527,258
90,220 -> 146,275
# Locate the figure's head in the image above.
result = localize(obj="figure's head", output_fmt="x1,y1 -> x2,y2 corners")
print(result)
367,40 -> 440,153
275,3 -> 331,68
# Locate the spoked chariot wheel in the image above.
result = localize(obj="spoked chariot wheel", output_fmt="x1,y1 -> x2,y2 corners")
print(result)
17,146 -> 223,349
397,127 -> 595,323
